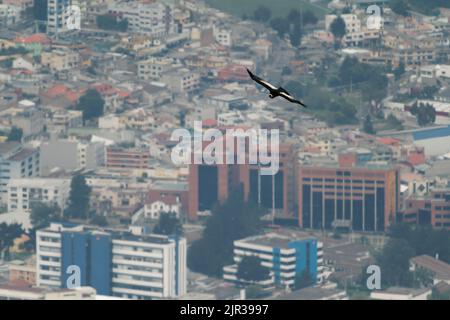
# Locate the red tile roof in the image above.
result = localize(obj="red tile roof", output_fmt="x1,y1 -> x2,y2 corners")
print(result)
15,33 -> 50,45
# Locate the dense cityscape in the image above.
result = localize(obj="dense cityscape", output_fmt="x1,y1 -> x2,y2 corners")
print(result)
0,0 -> 450,302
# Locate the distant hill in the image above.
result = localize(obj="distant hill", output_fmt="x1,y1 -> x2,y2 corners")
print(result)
205,0 -> 330,19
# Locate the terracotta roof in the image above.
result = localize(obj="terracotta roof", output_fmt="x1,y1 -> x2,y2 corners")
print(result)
377,137 -> 401,146
15,33 -> 50,45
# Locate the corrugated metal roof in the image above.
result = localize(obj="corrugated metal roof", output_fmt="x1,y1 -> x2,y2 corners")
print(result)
413,126 -> 450,141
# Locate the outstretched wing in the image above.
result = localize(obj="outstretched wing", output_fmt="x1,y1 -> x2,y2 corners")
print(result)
247,69 -> 278,91
279,91 -> 307,108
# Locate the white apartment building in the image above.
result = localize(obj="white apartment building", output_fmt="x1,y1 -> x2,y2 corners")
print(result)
0,4 -> 21,27
0,142 -> 40,205
46,0 -> 72,35
36,223 -> 187,300
41,49 -> 79,72
109,2 -> 175,38
161,68 -> 200,94
213,25 -> 232,46
40,139 -> 105,175
325,14 -> 361,33
223,232 -> 324,289
7,178 -> 70,212
138,58 -> 177,81
325,13 -> 380,46
47,110 -> 83,134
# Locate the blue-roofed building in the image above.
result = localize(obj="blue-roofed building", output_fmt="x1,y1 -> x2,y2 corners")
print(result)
36,223 -> 187,300
223,231 -> 323,289
412,125 -> 450,156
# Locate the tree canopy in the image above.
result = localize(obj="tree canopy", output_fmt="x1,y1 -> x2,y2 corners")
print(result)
154,213 -> 183,236
97,14 -> 129,32
76,89 -> 105,122
0,223 -> 24,259
7,126 -> 23,142
330,16 -> 346,40
187,185 -> 265,277
237,256 -> 271,283
30,202 -> 61,230
65,174 -> 92,219
253,6 -> 272,23
410,102 -> 436,126
363,115 -> 376,134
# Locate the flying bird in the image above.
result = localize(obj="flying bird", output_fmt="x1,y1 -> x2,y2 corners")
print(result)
247,69 -> 307,108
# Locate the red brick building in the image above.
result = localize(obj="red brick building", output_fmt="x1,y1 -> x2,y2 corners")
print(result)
187,129 -> 296,221
402,189 -> 450,230
298,165 -> 400,232
106,146 -> 150,169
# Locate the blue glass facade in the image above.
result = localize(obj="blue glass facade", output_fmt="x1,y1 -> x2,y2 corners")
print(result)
271,239 -> 318,286
61,231 -> 112,295
89,234 -> 112,295
61,231 -> 89,287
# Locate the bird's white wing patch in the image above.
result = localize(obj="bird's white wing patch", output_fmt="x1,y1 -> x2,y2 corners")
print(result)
280,92 -> 294,100
260,80 -> 278,90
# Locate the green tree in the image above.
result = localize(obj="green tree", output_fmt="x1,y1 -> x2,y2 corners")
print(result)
386,113 -> 404,130
76,89 -> 105,121
377,238 -> 415,287
430,287 -> 450,300
65,174 -> 91,219
289,23 -> 303,48
90,215 -> 108,227
0,223 -> 24,259
390,0 -> 410,16
270,18 -> 290,38
363,115 -> 376,134
288,9 -> 301,22
388,223 -> 450,264
179,110 -> 186,127
330,16 -> 346,40
413,268 -> 434,288
30,203 -> 61,230
237,256 -> 271,282
7,126 -> 23,142
302,10 -> 318,25
154,213 -> 183,236
394,62 -> 405,80
411,102 -> 436,126
253,6 -> 271,23
97,14 -> 128,32
187,185 -> 265,276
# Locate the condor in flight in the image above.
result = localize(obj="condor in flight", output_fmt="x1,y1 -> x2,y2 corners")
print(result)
247,69 -> 307,108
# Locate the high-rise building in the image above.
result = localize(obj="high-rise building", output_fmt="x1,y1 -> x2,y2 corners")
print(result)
7,178 -> 70,212
109,1 -> 175,38
187,128 -> 296,221
402,189 -> 450,230
36,223 -> 187,300
298,165 -> 400,232
223,231 -> 323,289
46,0 -> 71,35
0,142 -> 40,206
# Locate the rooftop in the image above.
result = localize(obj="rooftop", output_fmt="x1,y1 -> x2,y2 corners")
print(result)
411,255 -> 450,280
237,231 -> 316,249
